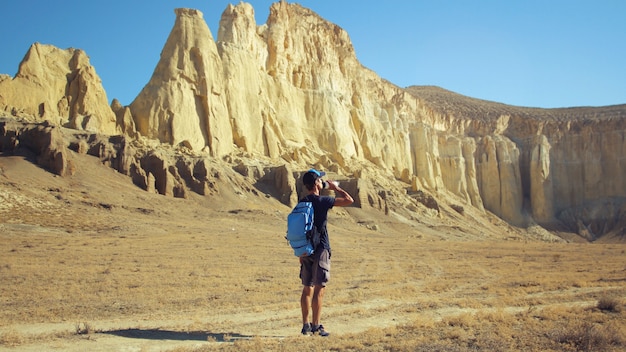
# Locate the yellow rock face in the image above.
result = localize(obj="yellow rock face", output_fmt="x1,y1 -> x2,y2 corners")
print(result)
1,3 -> 625,237
0,43 -> 117,135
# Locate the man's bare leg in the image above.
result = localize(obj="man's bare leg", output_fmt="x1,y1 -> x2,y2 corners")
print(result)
301,286 -> 313,324
311,285 -> 325,325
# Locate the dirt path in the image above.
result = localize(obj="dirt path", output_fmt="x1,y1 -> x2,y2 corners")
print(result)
2,155 -> 625,351
1,294 -> 603,352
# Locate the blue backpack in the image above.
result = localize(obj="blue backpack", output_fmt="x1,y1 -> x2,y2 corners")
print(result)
286,201 -> 319,257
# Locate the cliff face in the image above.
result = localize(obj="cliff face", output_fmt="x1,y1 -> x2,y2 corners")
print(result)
130,3 -> 415,173
409,88 -> 626,234
1,2 -> 625,240
0,43 -> 117,135
129,8 -> 232,156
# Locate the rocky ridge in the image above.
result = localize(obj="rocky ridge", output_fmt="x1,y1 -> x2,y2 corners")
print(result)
1,2 -> 625,242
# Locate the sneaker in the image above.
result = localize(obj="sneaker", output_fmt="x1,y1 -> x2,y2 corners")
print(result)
312,324 -> 330,337
301,323 -> 312,335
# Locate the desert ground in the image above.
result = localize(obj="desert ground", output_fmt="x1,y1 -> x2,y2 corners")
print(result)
1,152 -> 625,351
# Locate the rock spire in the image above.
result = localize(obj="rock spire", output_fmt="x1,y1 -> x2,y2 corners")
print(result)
129,8 -> 232,156
0,43 -> 117,134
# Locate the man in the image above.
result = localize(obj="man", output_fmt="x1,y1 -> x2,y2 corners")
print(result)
298,168 -> 354,336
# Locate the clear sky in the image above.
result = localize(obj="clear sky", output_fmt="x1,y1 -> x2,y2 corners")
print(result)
1,1 -> 624,108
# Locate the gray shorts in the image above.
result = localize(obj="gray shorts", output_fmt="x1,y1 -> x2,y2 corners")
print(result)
300,249 -> 331,287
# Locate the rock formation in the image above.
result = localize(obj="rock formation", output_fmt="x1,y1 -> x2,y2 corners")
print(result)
129,8 -> 232,156
408,87 -> 626,235
1,2 -> 625,241
0,43 -> 117,135
0,117 -> 74,176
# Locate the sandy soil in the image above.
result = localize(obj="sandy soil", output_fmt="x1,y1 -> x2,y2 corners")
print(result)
1,152 -> 625,351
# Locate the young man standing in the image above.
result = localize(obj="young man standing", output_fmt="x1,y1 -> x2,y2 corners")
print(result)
299,169 -> 354,336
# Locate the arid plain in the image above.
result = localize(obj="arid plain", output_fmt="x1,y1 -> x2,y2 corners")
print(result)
1,152 -> 625,352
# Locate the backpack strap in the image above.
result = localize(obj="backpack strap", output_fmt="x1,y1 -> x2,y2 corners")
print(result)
301,194 -> 324,248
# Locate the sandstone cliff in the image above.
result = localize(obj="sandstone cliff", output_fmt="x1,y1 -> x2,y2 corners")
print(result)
130,3 -> 415,174
407,86 -> 626,237
0,43 -> 117,135
1,2 -> 625,242
129,8 -> 232,156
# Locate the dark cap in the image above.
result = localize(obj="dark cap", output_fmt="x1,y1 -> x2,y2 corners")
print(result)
302,168 -> 326,187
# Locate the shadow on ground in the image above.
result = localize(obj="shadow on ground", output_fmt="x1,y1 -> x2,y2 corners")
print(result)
102,328 -> 259,342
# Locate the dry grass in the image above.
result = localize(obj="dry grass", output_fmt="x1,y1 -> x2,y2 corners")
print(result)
1,226 -> 625,351
597,296 -> 622,313
1,154 -> 625,351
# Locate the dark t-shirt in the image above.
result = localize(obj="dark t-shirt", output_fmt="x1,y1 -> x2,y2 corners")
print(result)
301,194 -> 335,250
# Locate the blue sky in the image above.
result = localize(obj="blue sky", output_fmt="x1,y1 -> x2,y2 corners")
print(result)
1,1 -> 624,108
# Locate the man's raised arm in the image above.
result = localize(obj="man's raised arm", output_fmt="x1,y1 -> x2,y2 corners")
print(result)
328,181 -> 353,207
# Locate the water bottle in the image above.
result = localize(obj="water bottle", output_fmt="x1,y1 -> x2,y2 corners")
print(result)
322,181 -> 339,189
